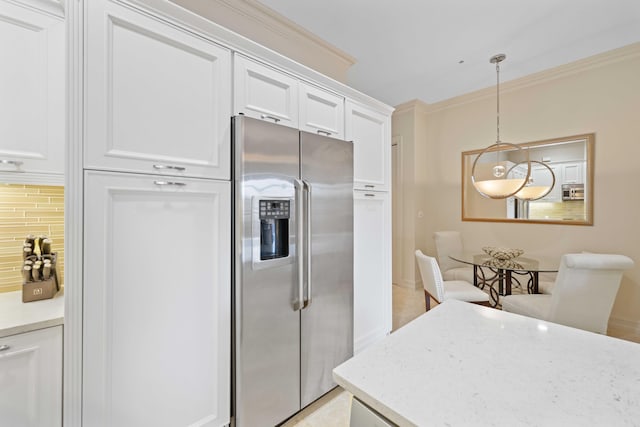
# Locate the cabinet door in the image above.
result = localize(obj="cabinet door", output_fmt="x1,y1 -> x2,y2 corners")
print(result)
346,101 -> 390,191
531,163 -> 561,202
0,1 -> 64,175
85,0 -> 231,179
299,82 -> 344,139
83,171 -> 230,427
0,326 -> 62,427
562,162 -> 583,184
353,191 -> 391,354
234,54 -> 299,128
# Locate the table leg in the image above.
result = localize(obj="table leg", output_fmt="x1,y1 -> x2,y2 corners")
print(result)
498,268 -> 504,295
473,265 -> 478,287
506,270 -> 512,295
532,271 -> 539,294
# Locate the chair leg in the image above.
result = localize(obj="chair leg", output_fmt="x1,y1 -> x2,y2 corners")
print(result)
424,290 -> 431,311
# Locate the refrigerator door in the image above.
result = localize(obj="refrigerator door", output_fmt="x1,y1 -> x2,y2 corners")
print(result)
300,131 -> 354,407
233,116 -> 301,427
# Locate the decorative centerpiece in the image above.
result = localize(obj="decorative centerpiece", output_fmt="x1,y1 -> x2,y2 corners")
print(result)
482,246 -> 524,261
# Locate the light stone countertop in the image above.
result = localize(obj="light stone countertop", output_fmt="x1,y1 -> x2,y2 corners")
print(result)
333,299 -> 640,426
0,289 -> 64,338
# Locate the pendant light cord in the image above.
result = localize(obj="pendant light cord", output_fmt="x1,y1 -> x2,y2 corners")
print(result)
496,60 -> 500,145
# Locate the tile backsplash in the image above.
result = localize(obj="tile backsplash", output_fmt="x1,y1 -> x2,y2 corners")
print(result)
0,184 -> 64,293
529,200 -> 586,221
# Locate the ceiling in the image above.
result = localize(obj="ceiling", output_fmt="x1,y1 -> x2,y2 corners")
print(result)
256,0 -> 640,106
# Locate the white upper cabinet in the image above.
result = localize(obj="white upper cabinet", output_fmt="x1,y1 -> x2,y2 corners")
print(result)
0,1 -> 64,175
346,100 -> 390,191
85,0 -> 231,179
299,83 -> 344,139
0,326 -> 63,427
234,54 -> 299,128
562,161 -> 584,184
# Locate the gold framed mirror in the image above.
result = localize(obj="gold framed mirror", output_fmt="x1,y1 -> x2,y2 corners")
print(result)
462,133 -> 594,225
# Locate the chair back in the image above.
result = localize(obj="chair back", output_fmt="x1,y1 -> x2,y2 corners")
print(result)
433,231 -> 467,272
548,253 -> 634,334
415,250 -> 445,303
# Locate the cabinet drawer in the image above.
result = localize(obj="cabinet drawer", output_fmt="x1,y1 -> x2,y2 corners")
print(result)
85,0 -> 231,179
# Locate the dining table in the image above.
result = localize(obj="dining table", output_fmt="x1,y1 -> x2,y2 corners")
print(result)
449,252 -> 559,307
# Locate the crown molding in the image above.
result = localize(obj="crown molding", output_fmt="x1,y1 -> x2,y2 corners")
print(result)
393,99 -> 431,116
418,42 -> 640,115
170,0 -> 355,82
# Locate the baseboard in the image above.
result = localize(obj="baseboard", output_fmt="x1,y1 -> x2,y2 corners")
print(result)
608,316 -> 640,340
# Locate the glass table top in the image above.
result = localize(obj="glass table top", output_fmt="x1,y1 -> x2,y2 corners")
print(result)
450,252 -> 560,273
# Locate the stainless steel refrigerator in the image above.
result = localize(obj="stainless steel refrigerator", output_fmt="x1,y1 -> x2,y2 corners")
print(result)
232,116 -> 353,427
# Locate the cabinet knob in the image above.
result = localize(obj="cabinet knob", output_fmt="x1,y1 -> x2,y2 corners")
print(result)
260,114 -> 281,123
0,344 -> 10,352
153,164 -> 186,172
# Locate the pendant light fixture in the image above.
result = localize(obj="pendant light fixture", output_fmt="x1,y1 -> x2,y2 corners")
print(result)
508,160 -> 556,201
471,54 -> 530,199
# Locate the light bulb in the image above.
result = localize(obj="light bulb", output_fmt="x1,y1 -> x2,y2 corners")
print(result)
492,165 -> 506,178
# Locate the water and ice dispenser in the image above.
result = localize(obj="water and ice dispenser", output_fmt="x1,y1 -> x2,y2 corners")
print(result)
259,200 -> 290,260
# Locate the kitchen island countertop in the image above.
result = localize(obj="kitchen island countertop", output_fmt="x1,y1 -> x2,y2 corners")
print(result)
0,289 -> 64,338
333,300 -> 640,426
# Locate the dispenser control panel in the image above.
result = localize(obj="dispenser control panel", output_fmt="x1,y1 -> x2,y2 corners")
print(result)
258,199 -> 290,261
259,200 -> 290,220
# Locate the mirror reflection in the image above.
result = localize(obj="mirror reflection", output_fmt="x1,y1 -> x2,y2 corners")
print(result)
462,134 -> 594,225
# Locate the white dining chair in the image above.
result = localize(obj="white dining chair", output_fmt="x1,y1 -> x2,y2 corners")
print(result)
415,250 -> 490,311
502,253 -> 634,334
433,231 -> 475,283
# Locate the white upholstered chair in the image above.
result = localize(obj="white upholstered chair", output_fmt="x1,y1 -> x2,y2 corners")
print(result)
502,253 -> 634,334
415,250 -> 490,311
433,231 -> 474,284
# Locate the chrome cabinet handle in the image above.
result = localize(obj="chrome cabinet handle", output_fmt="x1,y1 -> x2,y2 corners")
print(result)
364,193 -> 376,197
303,180 -> 312,308
260,114 -> 281,123
0,159 -> 24,172
153,164 -> 186,172
364,185 -> 375,189
0,344 -> 10,352
316,130 -> 331,136
293,179 -> 305,311
153,181 -> 186,187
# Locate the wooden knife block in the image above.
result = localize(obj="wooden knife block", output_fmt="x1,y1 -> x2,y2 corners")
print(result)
22,253 -> 60,303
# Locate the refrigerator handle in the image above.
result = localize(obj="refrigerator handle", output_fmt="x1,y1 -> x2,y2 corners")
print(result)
293,179 -> 305,311
303,180 -> 312,308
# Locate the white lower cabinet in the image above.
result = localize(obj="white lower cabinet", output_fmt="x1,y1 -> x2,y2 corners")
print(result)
0,326 -> 63,427
353,191 -> 392,354
82,170 -> 230,427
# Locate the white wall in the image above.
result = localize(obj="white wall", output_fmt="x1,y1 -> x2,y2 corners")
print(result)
170,0 -> 354,82
394,43 -> 640,332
